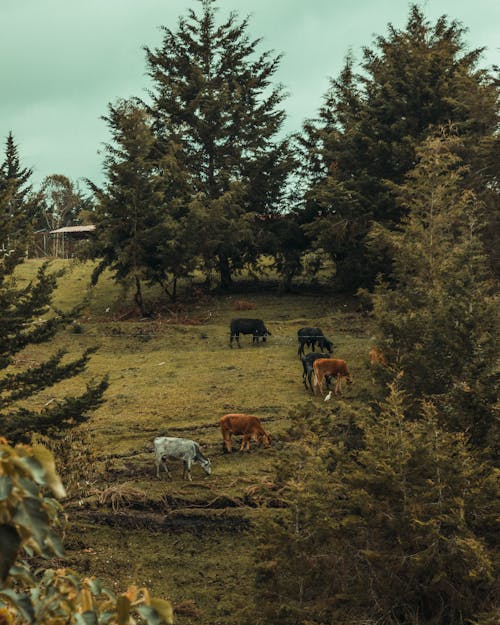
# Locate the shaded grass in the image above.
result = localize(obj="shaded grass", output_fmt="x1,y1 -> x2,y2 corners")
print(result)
13,259 -> 378,624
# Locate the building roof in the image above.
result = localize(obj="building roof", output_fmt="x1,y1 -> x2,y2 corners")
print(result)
49,225 -> 96,234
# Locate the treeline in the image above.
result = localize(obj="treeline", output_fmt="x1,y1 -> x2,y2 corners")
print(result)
3,2 -> 498,311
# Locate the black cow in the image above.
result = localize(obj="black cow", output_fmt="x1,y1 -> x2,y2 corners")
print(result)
230,318 -> 271,348
297,327 -> 333,357
301,352 -> 333,391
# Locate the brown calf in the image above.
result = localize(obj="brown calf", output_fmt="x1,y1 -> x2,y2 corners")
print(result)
220,413 -> 271,453
313,358 -> 352,396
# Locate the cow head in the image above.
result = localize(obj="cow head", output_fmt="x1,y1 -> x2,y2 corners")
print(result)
259,431 -> 272,447
200,457 -> 212,475
322,338 -> 333,352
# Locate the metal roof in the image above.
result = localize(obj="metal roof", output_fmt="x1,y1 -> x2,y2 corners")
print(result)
49,225 -> 96,234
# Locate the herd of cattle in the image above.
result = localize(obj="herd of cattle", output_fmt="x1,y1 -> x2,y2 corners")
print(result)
153,317 -> 358,481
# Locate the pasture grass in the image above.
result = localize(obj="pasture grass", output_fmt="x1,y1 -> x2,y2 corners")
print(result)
14,258 -> 378,624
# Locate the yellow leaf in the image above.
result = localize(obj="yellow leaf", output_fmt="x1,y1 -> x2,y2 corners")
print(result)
31,446 -> 66,499
80,589 -> 94,612
150,598 -> 174,625
116,594 -> 131,625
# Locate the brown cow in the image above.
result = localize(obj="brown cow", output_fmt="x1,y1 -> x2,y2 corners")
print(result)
220,413 -> 271,453
313,358 -> 352,396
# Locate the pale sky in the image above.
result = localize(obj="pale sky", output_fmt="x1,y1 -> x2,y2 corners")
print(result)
1,0 -> 498,189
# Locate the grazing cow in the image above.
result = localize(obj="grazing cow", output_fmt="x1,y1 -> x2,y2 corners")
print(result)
313,358 -> 352,396
154,436 -> 212,481
230,318 -> 271,348
297,327 -> 333,357
220,413 -> 271,453
301,352 -> 332,391
369,346 -> 387,367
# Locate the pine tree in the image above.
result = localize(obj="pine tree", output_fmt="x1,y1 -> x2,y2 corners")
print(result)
300,5 -> 498,291
145,0 -> 293,287
254,390 -> 497,625
370,134 -> 498,446
90,99 -> 200,310
0,142 -> 107,442
0,132 -> 36,250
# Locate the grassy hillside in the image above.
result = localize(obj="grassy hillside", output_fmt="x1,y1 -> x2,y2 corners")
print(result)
14,259 -> 378,624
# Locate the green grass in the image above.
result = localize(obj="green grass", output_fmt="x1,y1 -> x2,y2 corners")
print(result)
14,259 -> 378,624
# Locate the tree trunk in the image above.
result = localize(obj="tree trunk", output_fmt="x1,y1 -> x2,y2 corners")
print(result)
134,275 -> 146,316
218,253 -> 233,289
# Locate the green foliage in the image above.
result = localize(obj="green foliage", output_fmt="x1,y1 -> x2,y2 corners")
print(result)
300,4 -> 498,291
144,0 -> 293,287
370,134 -> 499,446
0,256 -> 108,441
254,385 -> 497,625
89,100 -> 198,309
0,132 -> 37,249
0,440 -> 173,625
91,0 -> 294,303
0,138 -> 108,443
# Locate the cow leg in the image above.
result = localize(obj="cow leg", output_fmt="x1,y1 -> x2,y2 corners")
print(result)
184,458 -> 193,481
308,370 -> 315,393
236,334 -> 241,348
229,333 -> 234,348
240,435 -> 250,452
222,431 -> 232,453
159,457 -> 171,479
335,376 -> 342,395
314,373 -> 323,396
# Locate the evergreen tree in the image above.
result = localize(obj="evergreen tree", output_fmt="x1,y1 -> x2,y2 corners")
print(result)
145,0 -> 293,287
0,143 -> 107,442
300,5 -> 498,291
370,134 -> 498,446
0,132 -> 36,249
254,390 -> 497,625
90,100 -> 199,310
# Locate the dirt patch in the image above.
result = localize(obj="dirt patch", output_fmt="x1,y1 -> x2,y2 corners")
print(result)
73,508 -> 251,532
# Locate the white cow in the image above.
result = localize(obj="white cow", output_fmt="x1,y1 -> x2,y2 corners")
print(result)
154,436 -> 212,481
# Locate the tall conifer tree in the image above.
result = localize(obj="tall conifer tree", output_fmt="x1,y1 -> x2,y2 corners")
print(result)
370,134 -> 498,446
90,100 -> 199,309
0,132 -> 36,248
300,5 -> 498,291
0,138 -> 107,442
145,0 -> 292,287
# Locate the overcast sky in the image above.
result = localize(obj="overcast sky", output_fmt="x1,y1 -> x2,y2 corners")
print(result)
1,0 -> 498,189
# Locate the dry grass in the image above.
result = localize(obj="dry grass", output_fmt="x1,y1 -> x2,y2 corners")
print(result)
97,484 -> 148,512
231,299 -> 257,311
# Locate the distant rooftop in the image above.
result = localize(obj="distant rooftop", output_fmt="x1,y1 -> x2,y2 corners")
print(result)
49,225 -> 96,234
